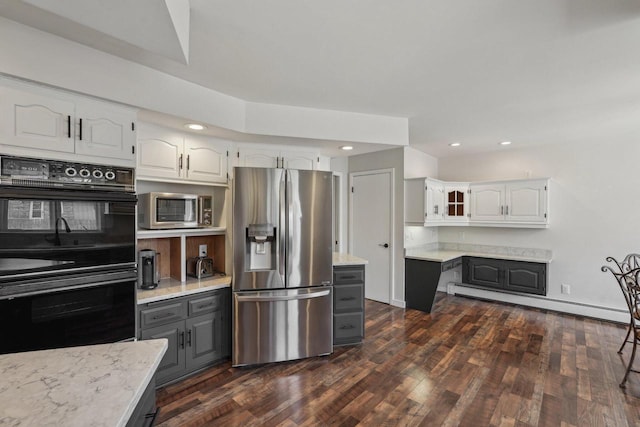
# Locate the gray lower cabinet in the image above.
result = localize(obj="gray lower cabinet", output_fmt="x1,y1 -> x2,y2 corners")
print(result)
462,257 -> 547,296
138,288 -> 230,386
126,375 -> 159,427
333,265 -> 365,346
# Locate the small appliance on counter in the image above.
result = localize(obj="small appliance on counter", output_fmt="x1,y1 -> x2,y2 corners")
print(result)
187,256 -> 214,279
138,249 -> 160,289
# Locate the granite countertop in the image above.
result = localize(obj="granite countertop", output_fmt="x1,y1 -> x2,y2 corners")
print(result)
137,275 -> 232,304
0,339 -> 167,427
333,252 -> 368,266
405,246 -> 553,264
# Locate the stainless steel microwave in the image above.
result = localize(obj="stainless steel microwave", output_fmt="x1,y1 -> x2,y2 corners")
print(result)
138,192 -> 199,229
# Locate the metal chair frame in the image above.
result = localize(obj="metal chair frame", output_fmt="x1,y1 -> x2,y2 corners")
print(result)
602,254 -> 640,387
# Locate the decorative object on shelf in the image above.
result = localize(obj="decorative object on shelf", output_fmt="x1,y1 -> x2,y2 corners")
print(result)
601,254 -> 640,388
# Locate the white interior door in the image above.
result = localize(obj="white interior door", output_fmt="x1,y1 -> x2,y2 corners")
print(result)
350,170 -> 392,304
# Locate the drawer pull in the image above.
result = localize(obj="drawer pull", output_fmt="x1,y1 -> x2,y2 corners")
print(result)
151,312 -> 174,320
340,275 -> 356,279
339,296 -> 356,301
196,303 -> 214,310
339,324 -> 355,330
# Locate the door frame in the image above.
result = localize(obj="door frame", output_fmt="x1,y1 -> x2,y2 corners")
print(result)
348,168 -> 395,304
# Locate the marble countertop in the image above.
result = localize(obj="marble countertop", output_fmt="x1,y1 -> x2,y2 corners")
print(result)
0,339 -> 167,427
138,254 -> 366,304
405,248 -> 552,263
137,275 -> 232,304
333,252 -> 368,266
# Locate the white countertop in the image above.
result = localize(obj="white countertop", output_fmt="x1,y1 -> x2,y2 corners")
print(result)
405,248 -> 552,263
333,252 -> 368,266
0,339 -> 167,427
137,275 -> 232,304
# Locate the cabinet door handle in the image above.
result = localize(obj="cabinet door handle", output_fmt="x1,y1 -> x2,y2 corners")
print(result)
187,329 -> 192,346
179,154 -> 183,170
505,205 -> 509,215
434,205 -> 439,215
151,312 -> 174,320
339,324 -> 355,330
187,154 -> 190,170
197,303 -> 214,310
340,296 -> 356,301
67,115 -> 71,138
79,118 -> 83,141
500,205 -> 504,215
180,331 -> 185,349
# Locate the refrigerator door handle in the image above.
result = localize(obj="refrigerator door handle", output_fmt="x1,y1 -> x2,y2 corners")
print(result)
236,289 -> 331,302
278,169 -> 287,285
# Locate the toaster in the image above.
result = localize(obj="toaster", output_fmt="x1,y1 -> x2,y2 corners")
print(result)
187,256 -> 214,279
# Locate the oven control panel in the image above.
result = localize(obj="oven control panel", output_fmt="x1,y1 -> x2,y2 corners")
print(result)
0,155 -> 135,191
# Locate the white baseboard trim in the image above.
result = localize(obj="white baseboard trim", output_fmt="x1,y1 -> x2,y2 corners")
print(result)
391,299 -> 406,308
444,284 -> 628,323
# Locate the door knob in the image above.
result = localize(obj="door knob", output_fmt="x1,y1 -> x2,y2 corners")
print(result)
379,243 -> 389,248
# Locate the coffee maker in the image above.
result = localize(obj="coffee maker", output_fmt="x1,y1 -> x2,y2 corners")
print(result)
138,249 -> 159,289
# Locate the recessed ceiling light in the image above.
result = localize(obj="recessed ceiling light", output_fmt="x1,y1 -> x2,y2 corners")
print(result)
449,142 -> 461,147
499,141 -> 512,145
341,146 -> 354,151
185,123 -> 206,131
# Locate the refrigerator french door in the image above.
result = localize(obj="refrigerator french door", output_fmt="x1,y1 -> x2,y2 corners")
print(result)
232,167 -> 333,366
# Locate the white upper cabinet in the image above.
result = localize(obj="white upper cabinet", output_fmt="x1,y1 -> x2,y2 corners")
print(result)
74,100 -> 136,161
0,77 -> 136,164
236,144 -> 325,171
0,85 -> 75,153
404,178 -> 427,224
405,177 -> 549,228
469,183 -> 505,222
137,123 -> 230,184
183,136 -> 228,182
425,178 -> 445,224
443,183 -> 469,223
469,179 -> 549,226
237,147 -> 280,168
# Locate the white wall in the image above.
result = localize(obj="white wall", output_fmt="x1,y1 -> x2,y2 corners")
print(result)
349,148 -> 405,307
438,139 -> 640,320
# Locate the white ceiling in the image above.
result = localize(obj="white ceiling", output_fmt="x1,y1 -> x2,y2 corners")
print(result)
2,0 -> 640,158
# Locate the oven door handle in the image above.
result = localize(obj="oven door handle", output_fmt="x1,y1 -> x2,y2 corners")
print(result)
0,186 -> 137,202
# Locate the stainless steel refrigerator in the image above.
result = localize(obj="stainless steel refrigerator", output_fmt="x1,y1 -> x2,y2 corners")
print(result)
232,167 -> 333,367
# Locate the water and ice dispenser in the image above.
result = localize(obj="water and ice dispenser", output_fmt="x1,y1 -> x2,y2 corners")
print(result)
245,224 -> 276,271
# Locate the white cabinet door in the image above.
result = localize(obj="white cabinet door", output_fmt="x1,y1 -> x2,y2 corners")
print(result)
281,150 -> 317,170
184,137 -> 229,183
74,101 -> 136,161
237,147 -> 280,168
317,155 -> 331,171
0,85 -> 75,153
444,184 -> 469,223
469,184 -> 505,221
506,180 -> 548,223
425,179 -> 445,223
404,178 -> 427,223
137,124 -> 183,179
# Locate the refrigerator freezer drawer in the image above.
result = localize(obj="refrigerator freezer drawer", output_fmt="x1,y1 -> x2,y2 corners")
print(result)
232,287 -> 333,366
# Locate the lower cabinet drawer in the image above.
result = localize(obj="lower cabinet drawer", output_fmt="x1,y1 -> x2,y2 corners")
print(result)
139,301 -> 187,329
334,312 -> 364,343
334,284 -> 364,312
188,293 -> 221,316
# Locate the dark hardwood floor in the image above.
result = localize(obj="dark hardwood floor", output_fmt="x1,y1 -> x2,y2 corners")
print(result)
156,293 -> 640,426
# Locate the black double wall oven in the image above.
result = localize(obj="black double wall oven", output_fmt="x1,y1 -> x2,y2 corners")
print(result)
0,155 -> 137,354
